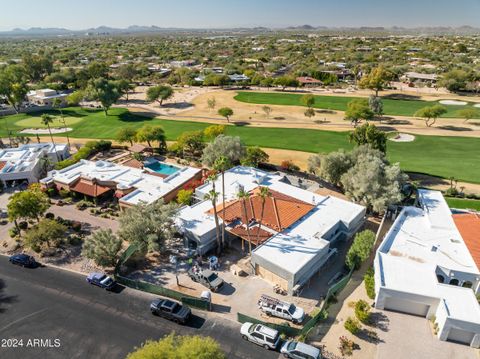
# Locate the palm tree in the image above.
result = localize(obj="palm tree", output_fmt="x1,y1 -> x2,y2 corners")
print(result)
237,188 -> 253,255
53,98 -> 70,148
205,173 -> 221,254
256,186 -> 271,245
213,156 -> 231,248
41,114 -> 59,162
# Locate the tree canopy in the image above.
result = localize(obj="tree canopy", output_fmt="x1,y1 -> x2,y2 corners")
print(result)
201,135 -> 246,167
86,78 -> 122,115
358,66 -> 392,96
346,230 -> 376,270
414,105 -> 448,127
8,187 -> 50,224
345,99 -> 374,126
146,85 -> 174,106
349,123 -> 387,153
136,125 -> 166,149
82,229 -> 123,267
217,107 -> 234,122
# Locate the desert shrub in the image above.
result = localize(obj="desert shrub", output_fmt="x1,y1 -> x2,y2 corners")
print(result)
59,189 -> 71,198
68,235 -> 83,246
346,230 -> 376,270
445,187 -> 459,197
9,227 -> 20,238
364,267 -> 376,299
46,188 -> 57,197
344,317 -> 361,335
355,300 -> 371,324
71,221 -> 82,232
338,336 -> 355,356
18,221 -> 29,230
280,160 -> 300,171
177,189 -> 193,206
45,212 -> 55,220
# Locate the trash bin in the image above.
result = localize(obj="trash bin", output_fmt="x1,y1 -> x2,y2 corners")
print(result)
201,290 -> 212,311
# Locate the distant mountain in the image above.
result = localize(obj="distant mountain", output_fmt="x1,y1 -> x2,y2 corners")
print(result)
0,25 -> 479,37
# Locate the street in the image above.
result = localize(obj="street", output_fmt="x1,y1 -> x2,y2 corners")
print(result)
0,255 -> 279,359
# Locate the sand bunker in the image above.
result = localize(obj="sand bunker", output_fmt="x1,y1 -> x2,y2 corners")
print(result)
20,127 -> 72,134
389,133 -> 415,142
439,100 -> 468,106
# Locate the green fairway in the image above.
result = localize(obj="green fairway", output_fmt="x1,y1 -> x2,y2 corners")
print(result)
234,91 -> 480,118
445,197 -> 480,211
1,107 -> 479,183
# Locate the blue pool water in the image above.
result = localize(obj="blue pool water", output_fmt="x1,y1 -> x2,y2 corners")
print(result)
145,161 -> 180,176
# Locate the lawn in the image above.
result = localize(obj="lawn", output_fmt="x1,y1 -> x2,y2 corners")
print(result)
1,107 -> 479,183
234,91 -> 480,118
445,197 -> 480,211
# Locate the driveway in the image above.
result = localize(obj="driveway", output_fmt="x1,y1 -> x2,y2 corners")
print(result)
48,204 -> 119,232
376,311 -> 478,359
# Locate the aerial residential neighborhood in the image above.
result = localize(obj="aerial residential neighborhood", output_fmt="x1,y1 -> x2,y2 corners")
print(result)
1,1 -> 480,359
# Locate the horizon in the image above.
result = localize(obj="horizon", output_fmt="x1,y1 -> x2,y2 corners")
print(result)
1,0 -> 480,31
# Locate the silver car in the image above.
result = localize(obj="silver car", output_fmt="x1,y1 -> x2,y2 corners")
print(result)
280,341 -> 321,359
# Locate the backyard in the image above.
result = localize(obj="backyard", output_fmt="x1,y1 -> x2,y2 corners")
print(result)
1,107 -> 480,183
234,91 -> 480,118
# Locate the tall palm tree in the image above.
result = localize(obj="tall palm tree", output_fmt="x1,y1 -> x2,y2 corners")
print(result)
256,186 -> 271,245
237,188 -> 253,255
53,98 -> 70,148
41,114 -> 59,162
213,156 -> 231,248
205,173 -> 221,254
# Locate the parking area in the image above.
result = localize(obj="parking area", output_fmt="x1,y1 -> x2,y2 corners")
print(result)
376,311 -> 478,359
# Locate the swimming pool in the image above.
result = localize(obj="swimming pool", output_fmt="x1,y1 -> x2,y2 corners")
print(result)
145,161 -> 180,176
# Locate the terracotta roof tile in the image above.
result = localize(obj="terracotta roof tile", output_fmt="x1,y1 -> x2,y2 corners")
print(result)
70,179 -> 112,198
229,225 -> 273,245
453,213 -> 480,270
0,161 -> 6,171
122,158 -> 144,169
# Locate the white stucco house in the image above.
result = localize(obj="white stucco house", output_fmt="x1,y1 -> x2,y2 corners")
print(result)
374,189 -> 480,348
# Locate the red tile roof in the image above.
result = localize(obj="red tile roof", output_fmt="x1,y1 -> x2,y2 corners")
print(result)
70,179 -> 112,198
229,225 -> 273,245
453,213 -> 480,270
211,187 -> 314,232
122,158 -> 144,169
0,161 -> 6,171
297,76 -> 322,84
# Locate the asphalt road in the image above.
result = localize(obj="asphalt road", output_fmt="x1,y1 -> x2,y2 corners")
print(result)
0,255 -> 280,359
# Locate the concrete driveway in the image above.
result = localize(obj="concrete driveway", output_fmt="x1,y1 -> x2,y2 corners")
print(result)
376,311 -> 478,359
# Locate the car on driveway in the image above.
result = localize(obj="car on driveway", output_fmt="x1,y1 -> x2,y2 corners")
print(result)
187,268 -> 224,292
240,322 -> 281,350
86,273 -> 116,290
280,341 -> 322,359
150,298 -> 191,324
9,254 -> 38,268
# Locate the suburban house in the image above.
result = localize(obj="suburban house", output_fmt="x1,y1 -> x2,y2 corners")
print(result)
374,189 -> 480,348
402,71 -> 438,84
27,89 -> 68,106
0,143 -> 69,186
297,76 -> 323,87
176,166 -> 366,294
41,160 -> 202,209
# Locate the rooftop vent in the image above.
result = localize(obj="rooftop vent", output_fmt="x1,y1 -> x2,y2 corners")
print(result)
431,245 -> 438,252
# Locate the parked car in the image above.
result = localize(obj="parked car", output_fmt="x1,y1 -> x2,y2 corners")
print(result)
86,273 -> 116,290
187,268 -> 224,292
258,294 -> 305,324
240,322 -> 281,350
9,254 -> 38,268
281,341 -> 322,359
150,298 -> 191,324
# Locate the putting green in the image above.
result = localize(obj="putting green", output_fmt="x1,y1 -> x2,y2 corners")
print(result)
15,116 -> 84,128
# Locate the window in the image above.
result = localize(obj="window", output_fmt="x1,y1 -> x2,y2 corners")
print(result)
436,274 -> 445,283
462,281 -> 473,288
251,333 -> 264,340
449,278 -> 459,286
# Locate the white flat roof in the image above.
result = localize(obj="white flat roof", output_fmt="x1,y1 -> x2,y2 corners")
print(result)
377,189 -> 480,323
0,143 -> 66,174
182,166 -> 365,274
45,160 -> 201,206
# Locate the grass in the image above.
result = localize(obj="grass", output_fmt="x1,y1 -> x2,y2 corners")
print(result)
1,107 -> 479,183
445,197 -> 480,211
234,91 -> 480,118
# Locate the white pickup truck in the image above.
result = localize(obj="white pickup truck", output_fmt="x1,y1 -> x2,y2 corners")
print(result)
257,294 -> 305,324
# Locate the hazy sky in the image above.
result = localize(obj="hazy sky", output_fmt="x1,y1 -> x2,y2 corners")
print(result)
2,0 -> 480,30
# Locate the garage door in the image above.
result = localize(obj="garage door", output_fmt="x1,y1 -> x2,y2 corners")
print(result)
255,265 -> 289,291
384,297 -> 429,317
447,328 -> 475,345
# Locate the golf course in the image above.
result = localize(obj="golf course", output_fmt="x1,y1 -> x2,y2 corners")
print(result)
234,91 -> 480,118
2,107 -> 480,184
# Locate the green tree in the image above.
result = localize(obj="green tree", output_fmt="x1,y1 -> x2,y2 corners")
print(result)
359,66 -> 391,96
414,105 -> 448,127
214,156 -> 232,248
355,299 -> 372,324
40,114 -> 60,162
115,79 -> 135,102
301,94 -> 315,108
175,130 -> 205,159
201,135 -> 246,167
457,108 -> 479,123
115,64 -> 138,82
82,229 -> 123,267
346,230 -> 376,270
7,188 -> 50,229
241,146 -> 269,167
136,125 -> 166,149
274,76 -> 300,91
439,69 -> 470,92
364,267 -> 375,300
368,95 -> 384,118
207,97 -> 216,112
24,219 -> 66,252
116,127 -> 138,146
118,201 -> 178,253
0,65 -> 29,113
304,107 -> 316,119
349,123 -> 387,153
204,173 -> 221,253
345,99 -> 374,127
203,125 -> 225,140
176,189 -> 193,206
262,105 -> 272,118
237,187 -> 253,254
146,85 -> 174,106
218,107 -> 234,122
126,333 -> 226,359
86,78 -> 122,116
256,186 -> 271,245
308,149 -> 352,186
66,90 -> 84,106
